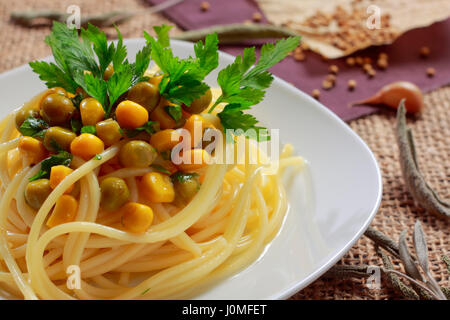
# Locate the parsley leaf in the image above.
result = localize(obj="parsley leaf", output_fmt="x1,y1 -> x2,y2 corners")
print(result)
171,172 -> 199,183
151,164 -> 171,175
152,25 -> 173,48
112,26 -> 127,72
211,37 -> 300,113
82,24 -> 115,76
80,125 -> 96,134
211,36 -> 300,139
193,33 -> 219,77
30,22 -> 152,117
19,117 -> 49,138
164,104 -> 182,121
107,63 -> 133,111
124,121 -> 159,138
70,118 -> 82,134
74,71 -> 108,108
28,61 -> 78,93
29,151 -> 73,182
217,104 -> 268,140
145,26 -> 218,106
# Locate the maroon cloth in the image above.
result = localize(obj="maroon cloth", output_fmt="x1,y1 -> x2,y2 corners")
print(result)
148,0 -> 450,121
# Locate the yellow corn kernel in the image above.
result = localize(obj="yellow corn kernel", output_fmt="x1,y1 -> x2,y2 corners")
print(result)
140,172 -> 175,203
46,195 -> 78,228
18,136 -> 48,165
49,165 -> 74,194
115,100 -> 149,129
183,114 -> 215,148
149,129 -> 181,152
70,133 -> 105,161
121,202 -> 154,233
149,99 -> 176,129
80,97 -> 105,126
177,149 -> 211,172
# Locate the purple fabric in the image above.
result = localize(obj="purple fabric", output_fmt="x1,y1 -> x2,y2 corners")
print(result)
148,0 -> 450,121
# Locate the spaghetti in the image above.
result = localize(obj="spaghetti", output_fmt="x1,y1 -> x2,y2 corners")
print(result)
0,22 -> 304,300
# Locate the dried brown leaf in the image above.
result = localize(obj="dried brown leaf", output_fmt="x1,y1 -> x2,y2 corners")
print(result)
398,229 -> 423,281
256,0 -> 450,58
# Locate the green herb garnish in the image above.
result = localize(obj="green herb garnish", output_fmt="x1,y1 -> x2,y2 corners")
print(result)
29,22 -> 152,117
211,37 -> 300,138
124,121 -> 159,138
171,172 -> 199,183
70,118 -> 82,134
164,104 -> 182,121
80,125 -> 97,134
19,117 -> 49,138
144,25 -> 218,107
29,151 -> 73,182
151,164 -> 171,175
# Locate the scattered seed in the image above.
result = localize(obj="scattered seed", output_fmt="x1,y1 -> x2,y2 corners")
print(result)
348,79 -> 357,90
326,74 -> 336,84
367,69 -> 376,78
322,79 -> 334,90
346,57 -> 355,67
355,56 -> 363,66
329,65 -> 339,74
363,57 -> 372,64
419,46 -> 430,58
200,1 -> 210,12
294,52 -> 306,61
312,89 -> 320,99
294,47 -> 303,54
252,12 -> 262,23
300,42 -> 309,51
363,63 -> 373,72
243,19 -> 252,25
426,67 -> 435,77
377,58 -> 388,70
378,52 -> 388,60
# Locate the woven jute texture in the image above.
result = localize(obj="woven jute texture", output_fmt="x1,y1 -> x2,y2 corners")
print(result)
0,0 -> 448,300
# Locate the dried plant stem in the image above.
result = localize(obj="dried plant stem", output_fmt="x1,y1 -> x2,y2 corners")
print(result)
324,265 -> 370,279
324,263 -> 442,300
364,227 -> 400,258
173,24 -> 299,44
376,246 -> 420,299
442,255 -> 450,273
10,0 -> 184,27
396,102 -> 450,219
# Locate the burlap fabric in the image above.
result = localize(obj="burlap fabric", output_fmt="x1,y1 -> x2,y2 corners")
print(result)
0,0 -> 448,300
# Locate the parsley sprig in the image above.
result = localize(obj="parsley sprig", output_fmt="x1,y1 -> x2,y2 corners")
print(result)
19,117 -> 49,138
29,22 -> 299,143
29,22 -> 152,117
29,151 -> 73,182
211,37 -> 300,138
144,25 -> 219,108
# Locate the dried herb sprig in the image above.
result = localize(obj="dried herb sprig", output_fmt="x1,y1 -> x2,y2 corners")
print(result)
172,24 -> 299,44
10,0 -> 184,27
364,226 -> 400,258
376,246 -> 420,299
396,101 -> 450,219
411,221 -> 447,299
324,223 -> 448,300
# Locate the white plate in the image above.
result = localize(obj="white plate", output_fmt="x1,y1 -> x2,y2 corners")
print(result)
0,39 -> 382,300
